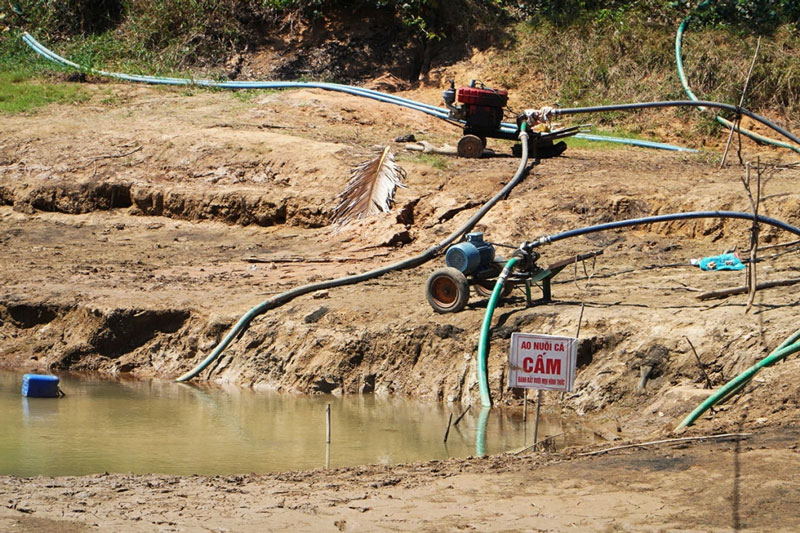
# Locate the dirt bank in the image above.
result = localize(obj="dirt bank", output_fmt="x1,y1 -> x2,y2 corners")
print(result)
1,80 -> 799,530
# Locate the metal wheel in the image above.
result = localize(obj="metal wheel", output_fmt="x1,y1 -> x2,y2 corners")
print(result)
457,134 -> 484,158
426,267 -> 470,313
474,279 -> 514,299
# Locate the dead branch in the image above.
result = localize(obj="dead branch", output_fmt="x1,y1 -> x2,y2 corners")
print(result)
721,37 -> 760,168
684,336 -> 713,389
758,239 -> 800,251
696,277 -> 800,300
515,432 -> 566,455
453,405 -> 471,428
577,433 -> 752,457
244,256 -> 344,264
91,145 -> 143,162
672,280 -> 704,293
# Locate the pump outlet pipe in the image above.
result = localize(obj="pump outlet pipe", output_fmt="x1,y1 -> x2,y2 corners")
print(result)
676,329 -> 800,429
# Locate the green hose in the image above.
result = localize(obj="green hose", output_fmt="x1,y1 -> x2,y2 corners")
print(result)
676,328 -> 800,429
675,4 -> 800,154
477,256 -> 520,408
476,407 -> 490,457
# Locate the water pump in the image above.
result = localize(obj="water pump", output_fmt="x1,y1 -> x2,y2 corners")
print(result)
442,80 -> 579,159
445,232 -> 496,276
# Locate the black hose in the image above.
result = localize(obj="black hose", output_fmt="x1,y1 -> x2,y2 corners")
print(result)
176,128 -> 533,381
551,101 -> 800,148
528,211 -> 800,249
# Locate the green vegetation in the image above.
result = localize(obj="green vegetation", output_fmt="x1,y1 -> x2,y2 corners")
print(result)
413,153 -> 450,170
230,89 -> 280,103
0,1 -> 798,130
491,3 -> 799,125
0,70 -> 89,114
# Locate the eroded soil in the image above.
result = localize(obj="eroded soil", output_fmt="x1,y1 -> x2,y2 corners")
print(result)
1,81 -> 799,530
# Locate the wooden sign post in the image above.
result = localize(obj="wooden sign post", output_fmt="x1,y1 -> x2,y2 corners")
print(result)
509,333 -> 578,449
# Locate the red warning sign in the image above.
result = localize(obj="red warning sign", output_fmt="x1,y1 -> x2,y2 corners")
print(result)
508,333 -> 577,392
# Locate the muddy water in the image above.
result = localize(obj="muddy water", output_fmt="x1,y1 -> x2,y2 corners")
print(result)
1,371 -> 591,477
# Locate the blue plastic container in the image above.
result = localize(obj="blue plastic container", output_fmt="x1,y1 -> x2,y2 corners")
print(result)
21,374 -> 60,398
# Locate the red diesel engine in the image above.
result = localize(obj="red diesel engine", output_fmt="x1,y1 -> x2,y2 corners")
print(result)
443,80 -> 573,159
456,85 -> 508,133
443,80 -> 509,158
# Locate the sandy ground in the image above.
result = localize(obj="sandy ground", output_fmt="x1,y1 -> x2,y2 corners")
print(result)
1,81 -> 800,531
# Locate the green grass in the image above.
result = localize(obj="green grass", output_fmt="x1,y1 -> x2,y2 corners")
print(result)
414,153 -> 450,170
230,89 -> 280,102
0,70 -> 90,114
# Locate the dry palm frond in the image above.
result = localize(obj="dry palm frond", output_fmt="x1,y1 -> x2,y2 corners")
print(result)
332,146 -> 407,225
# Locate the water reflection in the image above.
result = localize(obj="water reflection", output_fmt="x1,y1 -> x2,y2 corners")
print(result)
1,370 -> 592,477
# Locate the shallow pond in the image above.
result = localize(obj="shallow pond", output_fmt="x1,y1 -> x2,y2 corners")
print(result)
1,370 -> 593,477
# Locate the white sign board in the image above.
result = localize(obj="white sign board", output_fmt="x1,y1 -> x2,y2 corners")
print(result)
508,332 -> 578,392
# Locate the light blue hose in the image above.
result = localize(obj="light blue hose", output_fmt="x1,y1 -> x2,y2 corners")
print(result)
22,32 -> 696,152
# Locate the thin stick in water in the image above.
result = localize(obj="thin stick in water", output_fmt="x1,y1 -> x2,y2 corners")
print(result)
453,405 -> 471,427
326,403 -> 331,444
443,413 -> 454,443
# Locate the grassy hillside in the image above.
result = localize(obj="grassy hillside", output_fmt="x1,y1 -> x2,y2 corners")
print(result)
1,1 -> 798,128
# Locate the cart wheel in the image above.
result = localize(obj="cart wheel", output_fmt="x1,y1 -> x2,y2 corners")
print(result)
426,267 -> 470,313
457,135 -> 484,158
474,279 -> 514,299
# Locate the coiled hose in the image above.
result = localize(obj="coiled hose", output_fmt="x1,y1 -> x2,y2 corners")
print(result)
175,124 -> 532,382
476,211 -> 800,407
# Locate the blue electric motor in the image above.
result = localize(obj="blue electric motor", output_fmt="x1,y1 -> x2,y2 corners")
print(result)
445,232 -> 496,275
21,374 -> 60,398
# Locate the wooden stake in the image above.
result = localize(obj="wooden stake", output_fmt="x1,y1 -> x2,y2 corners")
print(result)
746,160 -> 762,313
533,389 -> 543,450
326,403 -> 331,444
523,389 -> 528,424
522,389 -> 528,447
453,405 -> 471,427
443,413 -> 454,443
325,403 -> 331,469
